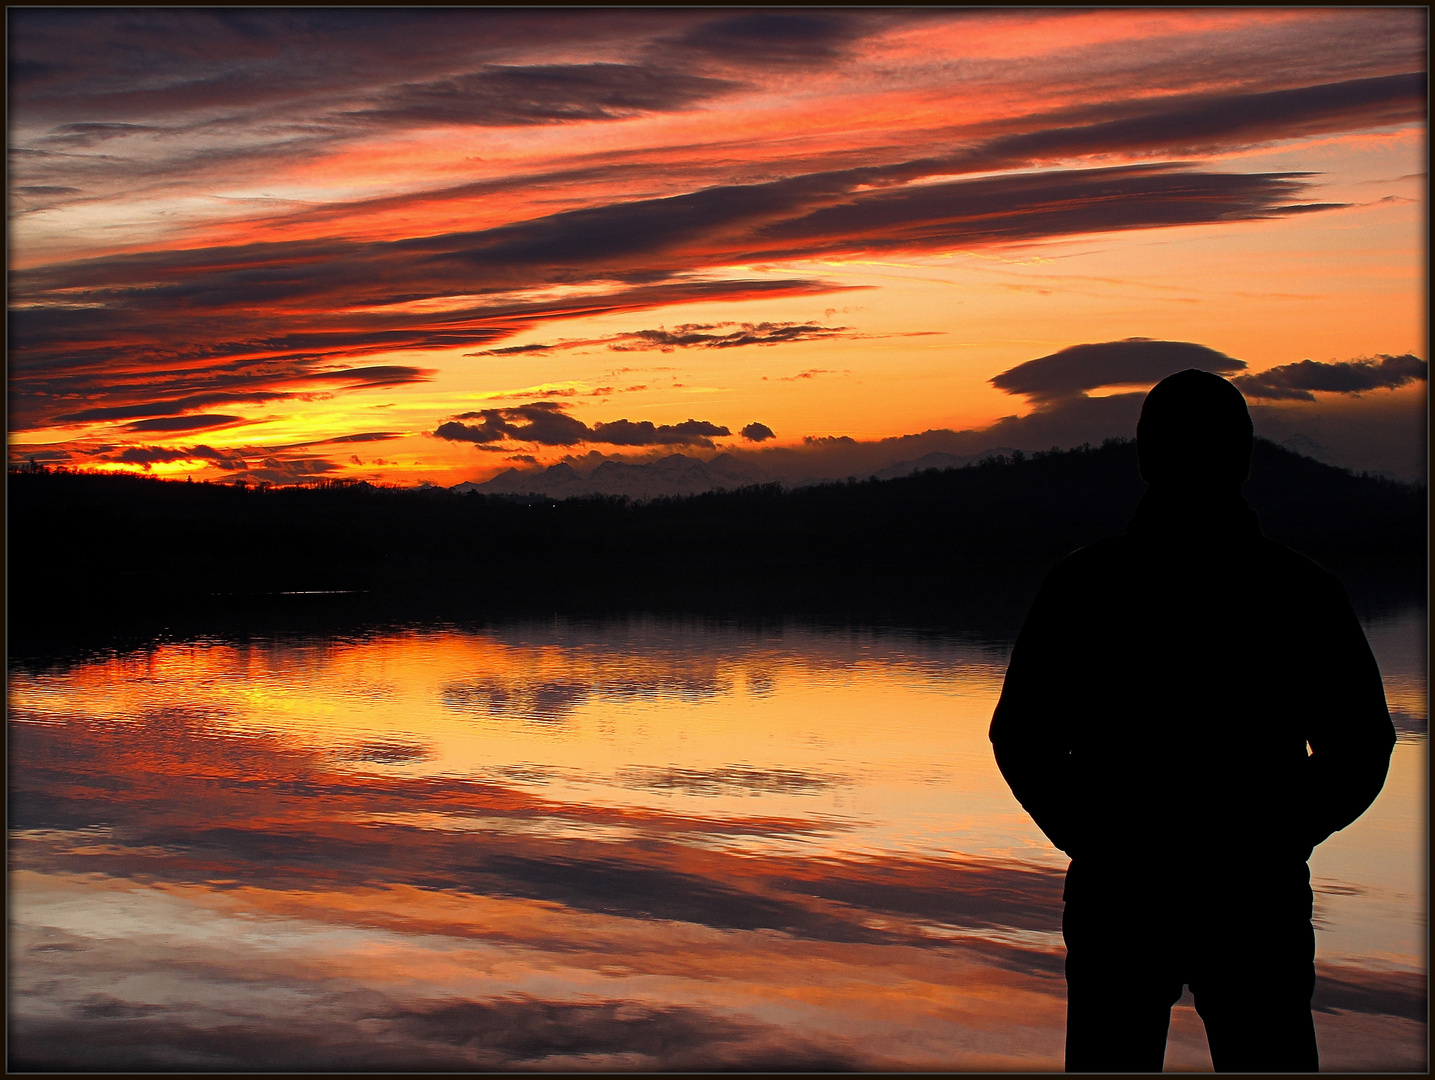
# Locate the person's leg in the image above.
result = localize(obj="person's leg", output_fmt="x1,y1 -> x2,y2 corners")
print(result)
1065,971 -> 1181,1072
1063,898 -> 1184,1072
1190,917 -> 1318,1072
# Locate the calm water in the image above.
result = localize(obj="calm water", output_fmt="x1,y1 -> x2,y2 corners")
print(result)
8,612 -> 1426,1071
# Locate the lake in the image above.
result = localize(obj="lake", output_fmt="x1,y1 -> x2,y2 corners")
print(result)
7,610 -> 1426,1071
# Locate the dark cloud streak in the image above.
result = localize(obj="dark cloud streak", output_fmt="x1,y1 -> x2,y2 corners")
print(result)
664,12 -> 872,67
750,166 -> 1338,260
108,444 -> 247,469
435,401 -> 731,449
11,280 -> 836,433
123,414 -> 246,433
353,64 -> 740,127
609,322 -> 849,352
968,72 -> 1428,168
471,321 -> 853,357
11,163 -> 1330,437
55,390 -> 296,424
8,15 -> 1413,455
1233,354 -> 1427,401
12,166 -> 1323,324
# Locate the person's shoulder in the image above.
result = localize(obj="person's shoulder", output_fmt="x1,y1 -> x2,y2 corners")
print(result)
1249,535 -> 1351,605
1054,534 -> 1133,572
1251,535 -> 1341,584
1041,534 -> 1133,590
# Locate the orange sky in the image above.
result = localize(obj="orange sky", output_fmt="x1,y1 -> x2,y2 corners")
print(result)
7,8 -> 1427,486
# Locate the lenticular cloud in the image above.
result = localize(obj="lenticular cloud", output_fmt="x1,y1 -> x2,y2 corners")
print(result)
991,339 -> 1247,403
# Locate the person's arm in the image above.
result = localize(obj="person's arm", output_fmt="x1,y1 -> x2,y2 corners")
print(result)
989,566 -> 1082,856
1301,575 -> 1398,849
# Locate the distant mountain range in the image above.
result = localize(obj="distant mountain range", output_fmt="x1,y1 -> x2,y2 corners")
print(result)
453,453 -> 767,500
453,447 -> 1024,500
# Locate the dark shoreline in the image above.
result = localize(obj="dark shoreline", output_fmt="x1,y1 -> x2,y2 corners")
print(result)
8,439 -> 1425,663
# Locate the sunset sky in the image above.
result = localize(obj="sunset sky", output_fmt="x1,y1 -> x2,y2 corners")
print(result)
7,8 -> 1428,486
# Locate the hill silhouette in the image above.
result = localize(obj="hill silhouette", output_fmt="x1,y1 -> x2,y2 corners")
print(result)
9,439 -> 1424,656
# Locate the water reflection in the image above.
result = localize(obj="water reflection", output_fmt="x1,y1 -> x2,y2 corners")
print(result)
8,613 -> 1426,1071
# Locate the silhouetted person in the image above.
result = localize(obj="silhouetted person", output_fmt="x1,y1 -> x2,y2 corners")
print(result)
989,370 -> 1395,1072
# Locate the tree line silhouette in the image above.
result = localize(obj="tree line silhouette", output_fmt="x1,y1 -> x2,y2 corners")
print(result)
9,438 -> 1424,656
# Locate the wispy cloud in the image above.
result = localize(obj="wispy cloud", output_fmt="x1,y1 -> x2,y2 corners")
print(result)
350,64 -> 741,127
6,8 -> 1424,480
960,72 -> 1426,171
11,162 -> 1329,440
11,278 -> 832,434
469,321 -> 853,357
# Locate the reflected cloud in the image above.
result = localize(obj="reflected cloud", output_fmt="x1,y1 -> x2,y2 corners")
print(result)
345,740 -> 431,765
442,678 -> 592,723
1314,962 -> 1428,1023
9,703 -> 1064,950
380,996 -> 860,1071
616,764 -> 848,797
11,986 -> 864,1072
1389,709 -> 1427,742
7,616 -> 1424,1070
